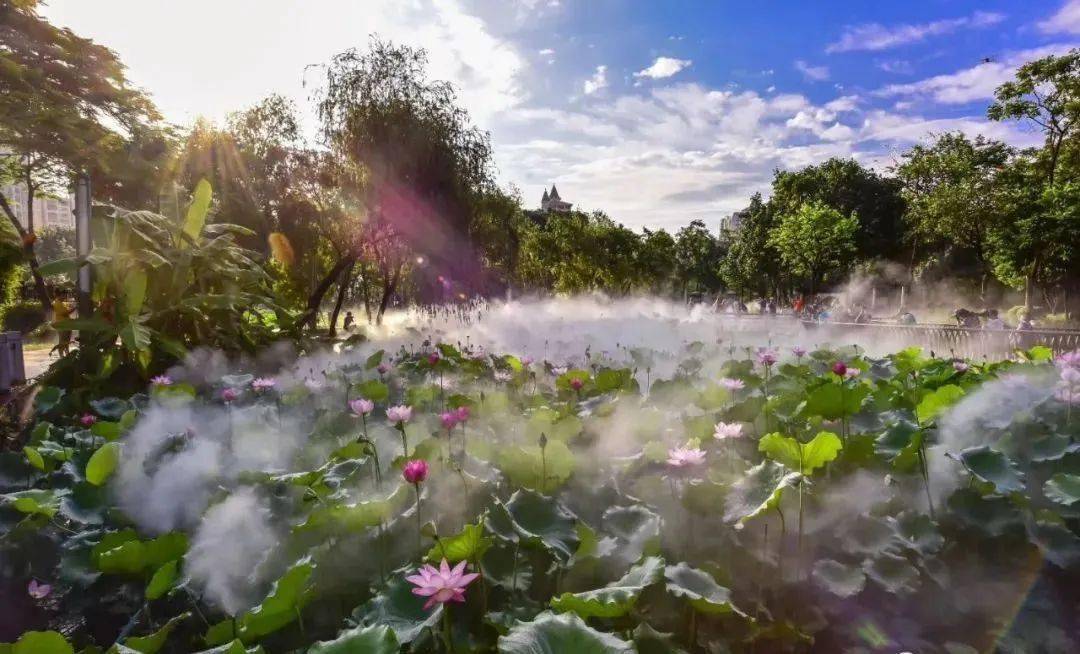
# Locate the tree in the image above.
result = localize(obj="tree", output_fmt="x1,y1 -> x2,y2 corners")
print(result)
310,39 -> 496,324
895,133 -> 1011,298
719,194 -> 782,299
770,158 -> 905,261
637,228 -> 677,294
988,49 -> 1080,309
674,220 -> 723,299
769,202 -> 858,294
0,0 -> 162,314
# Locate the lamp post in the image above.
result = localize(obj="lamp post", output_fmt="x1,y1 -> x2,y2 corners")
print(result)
74,174 -> 92,320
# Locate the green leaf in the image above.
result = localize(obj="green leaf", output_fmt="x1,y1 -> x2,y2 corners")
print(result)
124,269 -> 148,316
86,442 -> 121,486
916,384 -> 965,424
37,257 -> 80,276
10,631 -> 73,654
120,319 -> 152,353
956,446 -> 1025,494
364,350 -> 385,370
23,446 -> 45,472
664,563 -> 744,615
120,613 -> 188,653
631,623 -> 689,654
601,504 -> 663,563
34,386 -> 66,413
425,522 -> 491,564
91,421 -> 123,441
502,490 -> 580,562
307,624 -> 399,654
354,379 -> 389,403
800,431 -> 843,474
90,397 -> 130,420
1045,473 -> 1080,506
758,431 -> 841,475
498,611 -> 633,653
184,179 -> 213,242
803,383 -> 868,420
496,439 -> 576,491
863,552 -> 920,594
354,575 -> 441,645
550,556 -> 664,618
146,560 -> 179,600
724,460 -> 800,523
811,559 -> 865,598
4,489 -> 61,517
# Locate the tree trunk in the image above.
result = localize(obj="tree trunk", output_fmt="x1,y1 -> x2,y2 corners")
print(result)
299,254 -> 357,329
375,263 -> 402,325
328,260 -> 356,337
0,191 -> 52,317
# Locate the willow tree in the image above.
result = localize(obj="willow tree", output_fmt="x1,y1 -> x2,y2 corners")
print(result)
305,39 -> 496,326
0,0 -> 162,314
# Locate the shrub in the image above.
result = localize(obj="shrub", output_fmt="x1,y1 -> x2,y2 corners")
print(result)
0,299 -> 46,333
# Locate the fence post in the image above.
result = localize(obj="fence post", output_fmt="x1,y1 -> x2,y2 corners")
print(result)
74,174 -> 92,323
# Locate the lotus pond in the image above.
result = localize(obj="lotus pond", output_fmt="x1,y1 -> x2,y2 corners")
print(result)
4,334 -> 1080,653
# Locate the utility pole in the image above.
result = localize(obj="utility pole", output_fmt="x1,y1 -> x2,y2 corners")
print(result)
74,174 -> 92,321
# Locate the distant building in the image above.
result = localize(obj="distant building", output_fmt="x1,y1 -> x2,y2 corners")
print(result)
1,183 -> 75,230
720,208 -> 749,234
540,185 -> 572,212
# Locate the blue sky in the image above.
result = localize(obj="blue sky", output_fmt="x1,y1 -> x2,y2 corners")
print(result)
41,0 -> 1080,231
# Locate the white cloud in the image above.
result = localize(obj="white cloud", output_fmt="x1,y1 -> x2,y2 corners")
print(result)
825,95 -> 860,112
826,11 -> 1005,53
583,65 -> 608,95
1039,0 -> 1080,34
634,57 -> 692,80
877,59 -> 914,75
875,43 -> 1078,105
794,60 -> 829,81
39,0 -> 525,127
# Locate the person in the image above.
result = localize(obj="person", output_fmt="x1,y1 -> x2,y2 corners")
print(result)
343,311 -> 355,331
897,311 -> 916,325
984,309 -> 1005,330
1016,312 -> 1033,331
52,295 -> 73,356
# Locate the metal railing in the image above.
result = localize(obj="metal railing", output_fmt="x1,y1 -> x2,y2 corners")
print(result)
802,321 -> 1080,360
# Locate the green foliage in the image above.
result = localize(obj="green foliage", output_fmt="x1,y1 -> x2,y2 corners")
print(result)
768,201 -> 858,293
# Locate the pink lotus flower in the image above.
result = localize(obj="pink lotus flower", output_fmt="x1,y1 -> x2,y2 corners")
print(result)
252,377 -> 277,391
150,375 -> 173,387
756,348 -> 778,367
831,361 -> 847,377
407,559 -> 480,610
1060,366 -> 1080,386
667,446 -> 707,468
953,361 -> 969,373
377,363 -> 391,375
221,388 -> 240,403
350,398 -> 375,416
454,406 -> 470,423
521,356 -> 534,366
792,346 -> 807,358
428,352 -> 441,366
713,422 -> 744,440
844,367 -> 861,379
440,411 -> 459,430
494,370 -> 513,383
551,366 -> 568,376
387,405 -> 413,424
719,378 -> 745,391
569,377 -> 584,391
28,579 -> 51,599
79,413 -> 97,427
403,459 -> 429,484
1055,386 -> 1080,405
1055,350 -> 1080,370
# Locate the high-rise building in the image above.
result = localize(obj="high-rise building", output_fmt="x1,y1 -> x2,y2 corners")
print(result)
0,183 -> 76,231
